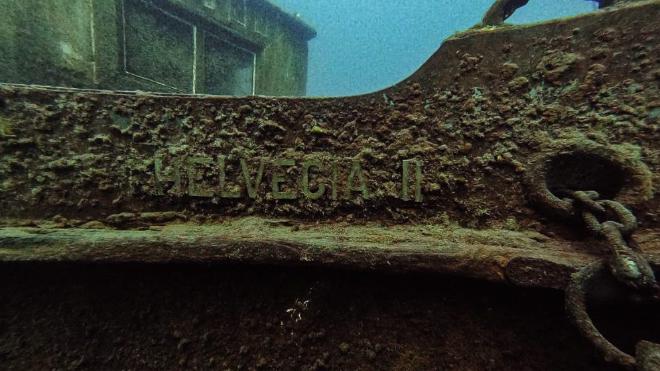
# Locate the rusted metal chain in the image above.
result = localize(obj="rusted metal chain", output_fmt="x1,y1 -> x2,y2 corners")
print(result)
570,191 -> 656,292
636,341 -> 660,371
566,262 -> 660,371
565,190 -> 660,370
566,262 -> 638,370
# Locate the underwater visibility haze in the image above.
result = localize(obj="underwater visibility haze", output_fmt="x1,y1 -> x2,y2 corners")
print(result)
0,0 -> 600,97
271,0 -> 598,96
0,1 -> 659,370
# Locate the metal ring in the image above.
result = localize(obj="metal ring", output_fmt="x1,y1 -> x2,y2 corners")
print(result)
565,261 -> 660,370
524,143 -> 653,221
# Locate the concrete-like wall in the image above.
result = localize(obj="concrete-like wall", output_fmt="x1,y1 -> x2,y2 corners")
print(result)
0,0 -> 96,87
0,2 -> 17,84
0,0 -> 315,96
256,20 -> 309,96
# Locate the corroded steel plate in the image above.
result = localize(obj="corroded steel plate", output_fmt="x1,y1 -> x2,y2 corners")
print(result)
0,1 -> 658,290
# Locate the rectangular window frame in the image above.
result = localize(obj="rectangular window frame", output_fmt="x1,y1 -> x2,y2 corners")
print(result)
203,30 -> 257,96
120,0 -> 198,93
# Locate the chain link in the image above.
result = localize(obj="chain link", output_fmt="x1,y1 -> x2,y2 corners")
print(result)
564,189 -> 659,370
568,190 -> 658,294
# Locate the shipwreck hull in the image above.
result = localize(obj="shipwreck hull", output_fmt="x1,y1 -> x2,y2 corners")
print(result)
0,1 -> 659,369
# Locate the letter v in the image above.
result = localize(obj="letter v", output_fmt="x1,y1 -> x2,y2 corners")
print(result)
241,158 -> 266,199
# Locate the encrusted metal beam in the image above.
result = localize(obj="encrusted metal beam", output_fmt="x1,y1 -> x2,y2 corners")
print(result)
0,1 -> 658,291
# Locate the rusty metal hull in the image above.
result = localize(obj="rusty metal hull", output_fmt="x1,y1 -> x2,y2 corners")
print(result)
1,1 -> 658,287
0,2 -> 659,369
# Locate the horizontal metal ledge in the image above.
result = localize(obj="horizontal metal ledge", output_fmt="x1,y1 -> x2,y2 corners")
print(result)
1,218 -> 658,290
